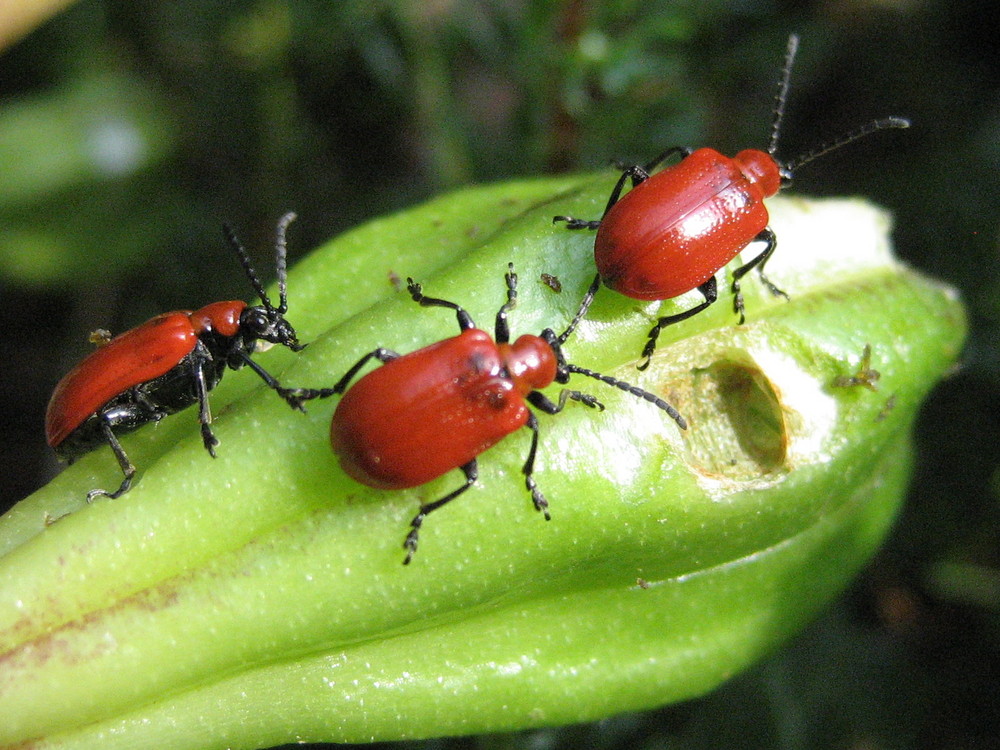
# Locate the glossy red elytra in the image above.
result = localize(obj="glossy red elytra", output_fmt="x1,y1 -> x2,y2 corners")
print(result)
554,34 -> 909,368
289,264 -> 686,564
46,212 -> 307,501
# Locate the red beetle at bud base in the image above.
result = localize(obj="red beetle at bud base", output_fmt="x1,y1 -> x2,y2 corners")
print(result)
554,34 -> 910,368
46,212 -> 307,501
290,264 -> 687,564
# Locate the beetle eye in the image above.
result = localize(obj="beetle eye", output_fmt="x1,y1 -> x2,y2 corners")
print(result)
240,307 -> 269,335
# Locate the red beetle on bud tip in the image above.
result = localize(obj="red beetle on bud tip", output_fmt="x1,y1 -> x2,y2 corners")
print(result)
46,212 -> 307,501
554,34 -> 909,369
287,264 -> 686,564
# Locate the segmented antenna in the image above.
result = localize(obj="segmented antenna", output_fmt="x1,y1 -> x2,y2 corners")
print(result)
224,224 -> 269,310
768,33 -> 800,156
565,363 -> 688,430
224,212 -> 298,315
274,211 -> 297,314
557,273 -> 601,345
765,33 -> 910,173
783,117 -> 910,172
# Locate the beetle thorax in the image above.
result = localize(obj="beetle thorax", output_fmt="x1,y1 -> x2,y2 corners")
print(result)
733,149 -> 782,197
500,334 -> 557,395
190,300 -> 246,338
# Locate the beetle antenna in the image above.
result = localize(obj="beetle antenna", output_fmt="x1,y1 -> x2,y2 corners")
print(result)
224,223 -> 271,312
564,363 -> 687,430
274,212 -> 297,314
224,213 -> 298,316
783,117 -> 910,173
768,33 -> 799,156
558,273 -> 601,345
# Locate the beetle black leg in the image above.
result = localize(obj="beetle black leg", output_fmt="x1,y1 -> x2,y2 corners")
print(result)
191,357 -> 219,457
528,389 -> 605,415
519,393 -> 607,518
519,412 -> 551,519
277,348 -> 401,406
553,167 -> 642,230
730,228 -> 787,324
638,277 -> 718,370
553,147 -> 692,230
234,348 -> 318,411
333,349 -> 399,392
407,278 -> 475,332
494,263 -> 518,344
403,460 -> 478,565
553,164 -> 649,230
87,420 -> 136,501
642,145 -> 693,173
131,387 -> 165,420
564,391 -> 604,410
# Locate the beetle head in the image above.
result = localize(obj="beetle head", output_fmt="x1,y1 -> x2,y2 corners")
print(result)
240,305 -> 304,353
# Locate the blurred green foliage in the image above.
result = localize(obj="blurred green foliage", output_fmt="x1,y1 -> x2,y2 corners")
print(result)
1,1 -> 998,749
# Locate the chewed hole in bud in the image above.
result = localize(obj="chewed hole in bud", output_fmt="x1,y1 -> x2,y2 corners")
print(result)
677,359 -> 788,481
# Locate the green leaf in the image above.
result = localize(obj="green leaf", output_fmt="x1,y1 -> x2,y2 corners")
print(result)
0,174 -> 965,749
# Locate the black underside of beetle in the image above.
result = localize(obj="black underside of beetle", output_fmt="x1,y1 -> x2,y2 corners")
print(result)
56,340 -> 232,462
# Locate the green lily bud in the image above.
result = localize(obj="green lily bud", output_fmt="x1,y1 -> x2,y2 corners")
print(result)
0,175 -> 965,749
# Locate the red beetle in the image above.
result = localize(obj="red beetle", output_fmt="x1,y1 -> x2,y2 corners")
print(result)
289,264 -> 686,564
46,212 -> 306,501
554,34 -> 909,368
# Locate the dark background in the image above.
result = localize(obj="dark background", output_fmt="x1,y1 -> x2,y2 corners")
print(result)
1,1 -> 997,748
